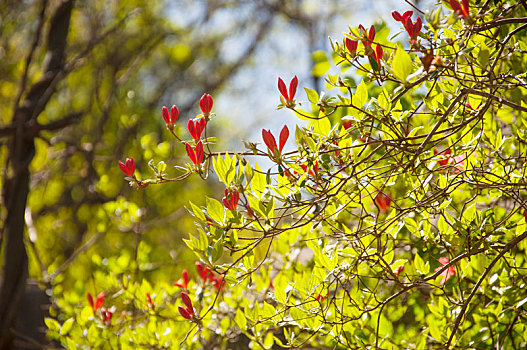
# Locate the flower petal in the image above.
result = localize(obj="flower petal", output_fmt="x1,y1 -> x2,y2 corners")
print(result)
162,106 -> 170,124
279,125 -> 289,152
178,306 -> 192,319
289,76 -> 298,101
185,143 -> 197,165
170,105 -> 179,123
278,77 -> 288,100
195,140 -> 204,164
181,292 -> 194,315
119,160 -> 130,176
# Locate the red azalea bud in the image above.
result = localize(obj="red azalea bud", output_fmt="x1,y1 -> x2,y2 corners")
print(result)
188,118 -> 206,141
195,140 -> 204,164
178,306 -> 192,320
375,192 -> 391,211
289,76 -> 298,101
185,143 -> 197,165
162,106 -> 170,124
185,141 -> 205,166
213,276 -> 225,291
119,157 -> 135,177
394,265 -> 405,277
181,292 -> 194,315
392,11 -> 403,22
182,269 -> 189,286
278,77 -> 289,101
162,105 -> 179,125
368,25 -> 376,43
222,189 -> 240,211
278,76 -> 298,107
200,93 -> 213,115
101,307 -> 113,324
95,292 -> 105,310
196,261 -> 210,282
345,38 -> 358,56
146,293 -> 154,307
279,125 -> 289,153
87,292 -> 94,310
375,44 -> 383,64
262,129 -> 278,156
170,105 -> 179,123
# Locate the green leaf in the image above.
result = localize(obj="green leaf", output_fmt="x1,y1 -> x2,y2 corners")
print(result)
314,116 -> 332,136
198,229 -> 209,251
354,80 -> 368,107
392,45 -> 413,82
311,50 -> 331,78
212,238 -> 224,262
157,161 -> 167,174
305,88 -> 319,104
414,253 -> 426,274
44,317 -> 60,333
206,197 -> 225,223
235,308 -> 247,329
213,155 -> 227,185
274,273 -> 287,304
188,201 -> 206,221
61,317 -> 75,336
251,163 -> 266,198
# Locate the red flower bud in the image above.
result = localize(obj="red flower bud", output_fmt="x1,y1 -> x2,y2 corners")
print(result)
146,293 -> 154,307
375,192 -> 391,211
181,292 -> 194,315
213,275 -> 225,291
101,307 -> 113,324
394,265 -> 405,277
199,93 -> 213,115
392,10 -> 413,23
405,16 -> 422,41
375,44 -> 383,64
185,141 -> 205,166
368,25 -> 376,43
345,38 -> 358,56
196,261 -> 213,282
162,105 -> 179,125
262,129 -> 278,156
87,292 -> 94,310
435,257 -> 456,284
178,306 -> 192,320
262,126 -> 289,157
88,291 -> 105,311
118,157 -> 135,177
188,118 -> 206,141
279,125 -> 289,153
450,0 -> 469,19
278,76 -> 298,107
174,269 -> 190,289
222,189 -> 240,211
95,292 -> 105,310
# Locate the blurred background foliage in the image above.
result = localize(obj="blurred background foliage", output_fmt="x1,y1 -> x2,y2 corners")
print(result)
0,0 -> 394,347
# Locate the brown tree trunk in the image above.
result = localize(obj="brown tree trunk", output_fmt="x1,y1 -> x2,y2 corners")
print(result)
0,1 -> 73,348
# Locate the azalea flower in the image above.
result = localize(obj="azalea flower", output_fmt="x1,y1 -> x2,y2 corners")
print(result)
174,269 -> 189,289
375,192 -> 391,211
118,157 -> 135,177
262,125 -> 289,157
435,257 -> 456,285
162,105 -> 179,130
199,93 -> 213,116
278,76 -> 298,107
